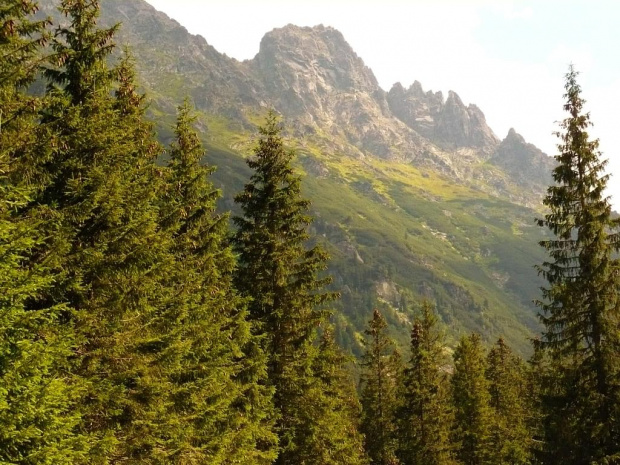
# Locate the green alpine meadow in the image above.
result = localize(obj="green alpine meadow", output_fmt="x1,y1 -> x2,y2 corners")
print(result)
2,0 -> 620,463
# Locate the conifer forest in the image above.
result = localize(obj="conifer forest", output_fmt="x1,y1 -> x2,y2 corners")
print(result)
2,1 -> 620,464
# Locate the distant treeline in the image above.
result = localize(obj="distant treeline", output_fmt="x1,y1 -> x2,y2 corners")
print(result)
1,1 -> 619,464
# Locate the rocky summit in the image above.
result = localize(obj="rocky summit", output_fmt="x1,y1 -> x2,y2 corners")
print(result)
37,0 -> 559,354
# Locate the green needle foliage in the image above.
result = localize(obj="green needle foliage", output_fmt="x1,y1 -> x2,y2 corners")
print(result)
29,0 -> 173,460
451,333 -> 492,465
535,66 -> 620,464
485,338 -> 530,464
232,111 -> 339,464
524,343 -> 546,463
0,1 -> 86,462
397,301 -> 454,465
0,189 -> 84,465
305,327 -> 368,465
360,309 -> 402,465
44,0 -> 118,106
160,100 -> 277,464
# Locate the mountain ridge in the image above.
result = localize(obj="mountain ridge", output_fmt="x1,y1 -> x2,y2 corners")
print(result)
37,0 -> 556,354
61,0 -> 554,205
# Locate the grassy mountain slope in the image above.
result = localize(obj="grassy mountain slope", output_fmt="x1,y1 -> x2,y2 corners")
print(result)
38,0 -> 553,355
200,120 -> 546,355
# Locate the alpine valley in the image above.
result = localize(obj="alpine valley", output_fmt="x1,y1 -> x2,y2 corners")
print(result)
39,0 -> 557,355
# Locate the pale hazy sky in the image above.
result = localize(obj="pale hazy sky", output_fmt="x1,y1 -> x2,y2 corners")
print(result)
145,0 -> 620,207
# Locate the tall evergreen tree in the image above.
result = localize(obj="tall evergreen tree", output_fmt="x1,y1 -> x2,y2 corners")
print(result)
0,1 -> 86,461
525,341 -> 547,464
304,327 -> 368,465
451,333 -> 492,465
535,66 -> 620,464
29,1 -> 173,460
44,0 -> 117,106
485,338 -> 530,465
397,301 -> 453,465
232,111 -> 338,464
159,100 -> 277,464
360,309 -> 402,465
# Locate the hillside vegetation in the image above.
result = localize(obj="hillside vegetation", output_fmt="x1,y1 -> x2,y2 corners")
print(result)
38,0 -> 558,354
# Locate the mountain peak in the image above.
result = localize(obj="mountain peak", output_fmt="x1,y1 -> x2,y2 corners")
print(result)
256,24 -> 379,94
435,91 -> 498,152
446,90 -> 464,107
410,80 -> 424,95
505,127 -> 525,142
489,129 -> 555,199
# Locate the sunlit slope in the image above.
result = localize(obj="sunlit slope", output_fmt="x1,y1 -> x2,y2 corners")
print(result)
185,116 -> 547,356
37,0 -> 550,354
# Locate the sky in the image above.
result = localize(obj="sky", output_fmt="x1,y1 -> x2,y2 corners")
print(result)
145,0 -> 620,207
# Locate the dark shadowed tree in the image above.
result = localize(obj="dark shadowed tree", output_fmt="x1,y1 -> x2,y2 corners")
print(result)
451,333 -> 492,465
360,309 -> 402,465
485,338 -> 530,464
291,326 -> 369,465
160,100 -> 277,463
535,66 -> 620,464
397,301 -> 454,465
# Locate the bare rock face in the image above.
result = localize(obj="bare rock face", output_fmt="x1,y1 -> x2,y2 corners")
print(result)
490,128 -> 555,198
251,27 -> 497,163
255,25 -> 380,106
450,100 -> 499,154
39,0 -> 554,206
387,81 -> 443,140
249,25 -> 425,160
388,83 -> 499,155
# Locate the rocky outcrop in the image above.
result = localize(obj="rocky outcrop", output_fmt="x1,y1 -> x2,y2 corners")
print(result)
249,25 -> 426,160
38,0 -> 553,207
490,128 -> 555,193
435,91 -> 498,153
387,81 -> 443,140
388,83 -> 499,154
255,25 -> 380,103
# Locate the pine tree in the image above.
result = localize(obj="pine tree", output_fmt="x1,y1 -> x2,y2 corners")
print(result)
397,301 -> 453,465
451,333 -> 492,465
485,338 -> 530,464
360,309 -> 402,465
159,100 -> 277,464
0,1 -> 86,461
535,66 -> 620,464
232,111 -> 338,463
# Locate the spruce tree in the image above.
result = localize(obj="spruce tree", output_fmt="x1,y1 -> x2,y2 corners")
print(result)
536,66 -> 620,464
359,309 -> 402,465
451,333 -> 492,465
0,1 -> 86,461
44,0 -> 118,106
485,338 -> 530,465
397,302 -> 453,465
524,342 -> 546,463
304,327 -> 368,465
32,1 -> 173,460
160,100 -> 277,464
232,111 -> 338,463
